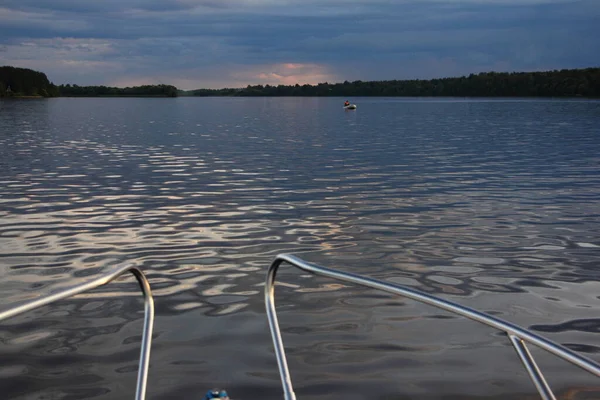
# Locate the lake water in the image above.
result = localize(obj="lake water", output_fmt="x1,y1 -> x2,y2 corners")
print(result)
1,97 -> 599,400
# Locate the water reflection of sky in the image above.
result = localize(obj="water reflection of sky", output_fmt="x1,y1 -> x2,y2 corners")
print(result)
1,97 -> 599,399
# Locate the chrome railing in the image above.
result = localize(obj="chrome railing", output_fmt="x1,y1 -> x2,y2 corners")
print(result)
0,263 -> 154,400
265,254 -> 600,400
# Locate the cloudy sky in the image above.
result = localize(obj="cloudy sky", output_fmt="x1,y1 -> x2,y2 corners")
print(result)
0,0 -> 598,89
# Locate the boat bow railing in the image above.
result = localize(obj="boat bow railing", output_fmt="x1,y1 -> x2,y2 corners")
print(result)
0,263 -> 154,400
265,253 -> 600,400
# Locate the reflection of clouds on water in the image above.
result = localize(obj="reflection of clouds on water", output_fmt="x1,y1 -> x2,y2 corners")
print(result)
1,98 -> 600,399
0,136 -> 350,308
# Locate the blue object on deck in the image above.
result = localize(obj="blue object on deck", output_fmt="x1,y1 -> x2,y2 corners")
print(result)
204,389 -> 229,399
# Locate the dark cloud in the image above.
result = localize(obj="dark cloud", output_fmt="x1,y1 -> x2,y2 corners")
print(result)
0,0 -> 598,88
0,0 -> 205,13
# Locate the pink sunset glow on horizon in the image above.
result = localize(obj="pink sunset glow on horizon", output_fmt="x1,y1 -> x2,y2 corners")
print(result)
245,62 -> 337,86
103,62 -> 339,90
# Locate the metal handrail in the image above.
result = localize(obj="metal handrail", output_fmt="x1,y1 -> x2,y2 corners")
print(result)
0,263 -> 154,400
265,253 -> 600,400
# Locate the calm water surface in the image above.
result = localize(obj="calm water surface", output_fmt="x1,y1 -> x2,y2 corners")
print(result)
1,97 -> 599,399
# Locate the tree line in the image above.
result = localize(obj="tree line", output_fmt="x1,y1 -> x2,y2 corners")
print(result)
0,66 -> 60,97
58,84 -> 178,97
2,65 -> 599,99
1,66 -> 178,98
187,67 -> 600,98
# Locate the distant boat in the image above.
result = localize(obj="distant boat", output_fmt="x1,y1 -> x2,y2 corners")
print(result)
344,104 -> 357,110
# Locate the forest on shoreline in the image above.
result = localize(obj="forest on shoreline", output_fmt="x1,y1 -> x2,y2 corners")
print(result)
0,66 -> 59,98
1,65 -> 599,98
186,67 -> 600,97
0,66 -> 177,98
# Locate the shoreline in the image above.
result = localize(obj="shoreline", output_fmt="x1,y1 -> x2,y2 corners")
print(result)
58,95 -> 175,98
4,95 -> 45,99
2,95 -> 598,100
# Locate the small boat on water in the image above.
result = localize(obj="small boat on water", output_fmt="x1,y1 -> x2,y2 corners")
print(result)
343,100 -> 357,110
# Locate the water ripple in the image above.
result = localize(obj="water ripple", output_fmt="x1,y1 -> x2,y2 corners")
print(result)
1,97 -> 599,399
